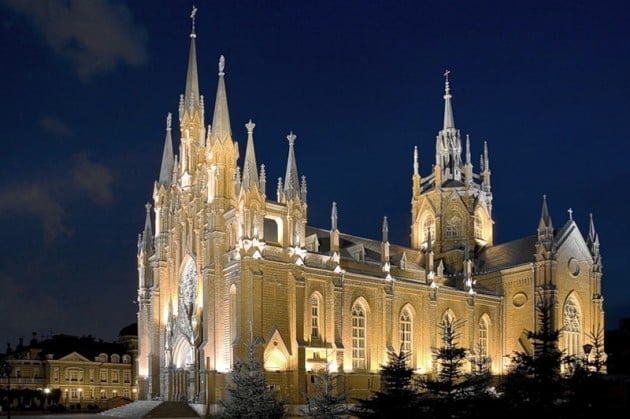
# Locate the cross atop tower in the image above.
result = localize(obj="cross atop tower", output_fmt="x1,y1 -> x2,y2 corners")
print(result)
190,5 -> 198,37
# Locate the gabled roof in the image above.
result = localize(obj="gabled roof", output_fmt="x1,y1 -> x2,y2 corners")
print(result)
476,235 -> 538,273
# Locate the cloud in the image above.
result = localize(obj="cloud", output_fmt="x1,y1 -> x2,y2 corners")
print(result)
0,182 -> 71,242
72,152 -> 115,205
40,115 -> 73,137
2,0 -> 148,81
0,153 -> 114,242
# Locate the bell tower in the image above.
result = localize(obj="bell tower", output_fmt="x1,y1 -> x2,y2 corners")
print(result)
411,71 -> 494,275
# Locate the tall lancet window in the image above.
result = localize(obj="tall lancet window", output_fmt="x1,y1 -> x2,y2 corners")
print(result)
352,303 -> 366,370
422,213 -> 435,243
474,212 -> 484,240
400,308 -> 412,357
563,297 -> 581,358
478,316 -> 488,356
310,294 -> 320,339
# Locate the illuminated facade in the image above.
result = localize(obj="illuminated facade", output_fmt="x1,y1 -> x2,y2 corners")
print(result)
0,329 -> 137,407
136,13 -> 605,409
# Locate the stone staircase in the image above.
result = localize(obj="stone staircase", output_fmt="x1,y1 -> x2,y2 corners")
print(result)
143,401 -> 201,417
98,400 -> 204,418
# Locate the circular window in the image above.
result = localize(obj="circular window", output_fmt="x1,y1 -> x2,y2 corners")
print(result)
512,292 -> 527,307
568,258 -> 580,277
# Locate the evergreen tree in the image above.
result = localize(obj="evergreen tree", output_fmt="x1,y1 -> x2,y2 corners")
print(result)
220,338 -> 286,418
416,317 -> 496,418
351,347 -> 418,418
419,318 -> 470,401
499,293 -> 566,414
301,363 -> 348,418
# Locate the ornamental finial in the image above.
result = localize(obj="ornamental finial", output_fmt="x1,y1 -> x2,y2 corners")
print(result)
190,5 -> 198,37
444,69 -> 451,94
287,131 -> 296,146
218,55 -> 225,76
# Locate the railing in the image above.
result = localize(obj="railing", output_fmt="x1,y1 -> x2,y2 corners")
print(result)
0,377 -> 47,385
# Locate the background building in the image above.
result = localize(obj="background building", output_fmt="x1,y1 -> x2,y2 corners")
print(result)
136,14 -> 605,410
0,325 -> 137,409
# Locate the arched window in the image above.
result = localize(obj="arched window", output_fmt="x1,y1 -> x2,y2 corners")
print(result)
474,211 -> 484,240
478,316 -> 488,356
563,297 -> 581,358
422,213 -> 435,242
400,308 -> 412,356
310,294 -> 320,339
445,215 -> 462,240
352,303 -> 366,370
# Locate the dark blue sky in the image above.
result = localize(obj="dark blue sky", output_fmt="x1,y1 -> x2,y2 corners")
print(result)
1,0 -> 628,343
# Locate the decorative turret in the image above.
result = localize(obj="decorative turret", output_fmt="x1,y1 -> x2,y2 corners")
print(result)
435,70 -> 463,183
464,135 -> 473,186
330,202 -> 339,253
412,146 -> 421,196
178,6 -> 205,175
210,55 -> 232,144
587,213 -> 601,268
536,194 -> 555,255
381,216 -> 390,264
159,113 -> 174,185
137,202 -> 154,290
481,141 -> 491,193
283,131 -> 300,201
241,120 -> 259,191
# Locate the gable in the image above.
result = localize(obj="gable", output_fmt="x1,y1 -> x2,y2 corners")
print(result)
58,351 -> 91,362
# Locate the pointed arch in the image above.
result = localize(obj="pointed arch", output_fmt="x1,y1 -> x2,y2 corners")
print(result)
351,298 -> 370,370
420,211 -> 436,243
563,293 -> 582,358
309,292 -> 323,340
478,313 -> 491,357
264,329 -> 290,371
399,304 -> 415,360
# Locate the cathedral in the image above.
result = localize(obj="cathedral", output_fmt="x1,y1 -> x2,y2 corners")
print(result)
136,12 -> 605,410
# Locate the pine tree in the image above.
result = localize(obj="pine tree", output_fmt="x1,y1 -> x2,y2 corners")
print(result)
220,338 -> 286,418
350,347 -> 418,418
500,292 -> 566,414
419,318 -> 470,401
302,363 -> 347,418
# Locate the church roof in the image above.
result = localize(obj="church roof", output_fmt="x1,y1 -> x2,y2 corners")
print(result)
476,235 -> 538,273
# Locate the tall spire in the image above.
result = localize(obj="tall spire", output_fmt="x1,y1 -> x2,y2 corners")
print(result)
283,131 -> 300,200
159,113 -> 174,184
182,6 -> 200,118
443,69 -> 455,130
211,55 -> 232,142
241,120 -> 259,191
587,212 -> 600,257
538,194 -> 553,230
435,70 -> 463,182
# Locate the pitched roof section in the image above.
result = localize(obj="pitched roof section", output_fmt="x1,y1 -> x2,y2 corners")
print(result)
477,235 -> 538,272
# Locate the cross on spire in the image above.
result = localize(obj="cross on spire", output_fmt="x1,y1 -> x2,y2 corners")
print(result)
568,208 -> 573,220
190,5 -> 198,36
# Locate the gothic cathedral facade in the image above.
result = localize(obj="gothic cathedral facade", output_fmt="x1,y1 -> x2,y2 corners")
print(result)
136,16 -> 605,409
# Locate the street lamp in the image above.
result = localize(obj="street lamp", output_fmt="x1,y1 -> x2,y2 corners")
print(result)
1,361 -> 13,419
43,388 -> 50,409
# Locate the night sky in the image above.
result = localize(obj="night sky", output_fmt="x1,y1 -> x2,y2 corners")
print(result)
1,0 -> 628,344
